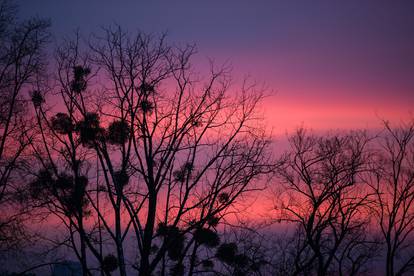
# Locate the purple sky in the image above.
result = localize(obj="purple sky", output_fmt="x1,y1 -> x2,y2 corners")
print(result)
18,0 -> 414,132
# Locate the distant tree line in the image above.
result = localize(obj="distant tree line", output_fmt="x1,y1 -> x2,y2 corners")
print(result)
271,124 -> 414,276
1,1 -> 414,275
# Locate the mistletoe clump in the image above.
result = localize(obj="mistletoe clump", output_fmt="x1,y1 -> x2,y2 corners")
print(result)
113,169 -> 129,187
157,223 -> 185,261
30,171 -> 89,217
218,192 -> 230,204
107,120 -> 129,145
139,82 -> 155,94
71,65 -> 90,93
139,99 -> 154,114
173,162 -> 194,183
102,254 -> 118,273
194,228 -> 220,248
58,174 -> 89,217
31,90 -> 44,108
216,242 -> 238,264
75,112 -> 103,147
51,113 -> 74,135
29,169 -> 54,199
207,216 -> 220,227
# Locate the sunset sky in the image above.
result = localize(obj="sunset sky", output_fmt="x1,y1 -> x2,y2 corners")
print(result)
19,0 -> 414,133
4,3 -> 414,274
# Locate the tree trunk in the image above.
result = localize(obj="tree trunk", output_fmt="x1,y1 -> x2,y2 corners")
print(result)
139,189 -> 157,276
115,206 -> 127,276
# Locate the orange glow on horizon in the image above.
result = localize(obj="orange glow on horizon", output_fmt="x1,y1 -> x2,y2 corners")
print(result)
261,96 -> 413,135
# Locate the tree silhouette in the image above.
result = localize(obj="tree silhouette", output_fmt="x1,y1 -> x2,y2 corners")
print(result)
2,5 -> 412,276
274,128 -> 377,275
26,26 -> 275,276
0,0 -> 49,253
368,121 -> 414,276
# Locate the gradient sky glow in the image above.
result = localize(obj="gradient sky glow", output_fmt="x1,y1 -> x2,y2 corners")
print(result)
19,0 -> 414,133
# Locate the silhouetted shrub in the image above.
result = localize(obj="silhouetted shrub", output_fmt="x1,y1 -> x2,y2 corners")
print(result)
51,113 -> 74,134
107,120 -> 129,145
216,242 -> 237,264
194,228 -> 220,248
102,254 -> 118,273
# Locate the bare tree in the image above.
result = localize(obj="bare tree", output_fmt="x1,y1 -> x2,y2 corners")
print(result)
368,120 -> 414,276
274,128 -> 376,276
27,32 -> 109,276
0,0 -> 49,252
27,26 -> 275,276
